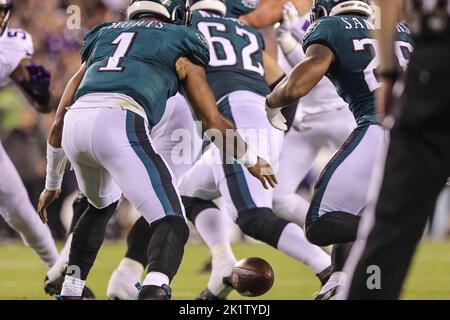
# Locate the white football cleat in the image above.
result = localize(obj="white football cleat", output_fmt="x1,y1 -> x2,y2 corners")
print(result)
107,258 -> 143,300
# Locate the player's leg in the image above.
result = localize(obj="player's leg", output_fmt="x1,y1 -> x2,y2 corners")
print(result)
0,143 -> 58,268
56,107 -> 122,298
178,147 -> 236,300
45,193 -> 90,296
304,125 -> 388,299
107,94 -> 201,300
272,121 -> 321,227
221,93 -> 332,286
102,110 -> 189,300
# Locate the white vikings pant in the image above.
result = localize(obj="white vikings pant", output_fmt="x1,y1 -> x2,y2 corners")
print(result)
306,124 -> 389,226
273,108 -> 356,226
0,142 -> 58,268
62,98 -> 184,224
151,94 -> 202,182
178,91 -> 284,221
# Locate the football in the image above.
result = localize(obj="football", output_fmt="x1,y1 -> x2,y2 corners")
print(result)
230,257 -> 274,297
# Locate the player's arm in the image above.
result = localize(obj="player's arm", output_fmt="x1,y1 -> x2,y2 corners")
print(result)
176,57 -> 277,189
37,63 -> 87,224
263,51 -> 298,131
10,58 -> 56,114
265,43 -> 334,130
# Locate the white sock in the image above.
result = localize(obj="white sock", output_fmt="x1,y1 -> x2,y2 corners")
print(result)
273,193 -> 309,228
277,223 -> 331,274
47,233 -> 73,282
195,208 -> 237,296
195,207 -> 231,248
61,275 -> 85,297
208,243 -> 236,297
143,272 -> 169,287
117,257 -> 144,275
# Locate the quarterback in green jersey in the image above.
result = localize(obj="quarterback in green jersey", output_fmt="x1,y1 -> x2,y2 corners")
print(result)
266,0 -> 413,299
37,0 -> 276,300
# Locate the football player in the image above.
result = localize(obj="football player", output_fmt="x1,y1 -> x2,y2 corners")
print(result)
266,0 -> 413,299
177,0 -> 333,300
273,2 -> 356,228
0,0 -> 58,270
37,0 -> 275,300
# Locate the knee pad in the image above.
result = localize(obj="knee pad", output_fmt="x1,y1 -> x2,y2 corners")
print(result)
182,196 -> 218,225
236,208 -> 289,248
147,215 -> 189,281
305,212 -> 361,246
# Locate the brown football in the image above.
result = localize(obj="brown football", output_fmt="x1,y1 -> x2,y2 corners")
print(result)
230,257 -> 274,297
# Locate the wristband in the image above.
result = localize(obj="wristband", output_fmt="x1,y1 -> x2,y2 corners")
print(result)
238,147 -> 258,168
45,143 -> 67,190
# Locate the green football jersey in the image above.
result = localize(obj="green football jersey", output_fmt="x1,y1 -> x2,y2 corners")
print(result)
191,10 -> 270,101
303,16 -> 414,126
75,20 -> 210,127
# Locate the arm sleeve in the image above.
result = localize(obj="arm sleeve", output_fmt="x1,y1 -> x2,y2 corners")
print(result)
183,29 -> 210,67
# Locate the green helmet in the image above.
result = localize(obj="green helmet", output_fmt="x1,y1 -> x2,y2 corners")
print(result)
310,0 -> 373,22
127,0 -> 192,25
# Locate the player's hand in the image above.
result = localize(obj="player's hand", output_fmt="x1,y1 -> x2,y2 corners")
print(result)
25,64 -> 51,87
279,2 -> 300,33
247,157 -> 278,190
37,189 -> 61,224
265,99 -> 288,131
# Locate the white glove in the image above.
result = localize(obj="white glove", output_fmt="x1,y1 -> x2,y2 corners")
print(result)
278,2 -> 300,34
265,99 -> 288,131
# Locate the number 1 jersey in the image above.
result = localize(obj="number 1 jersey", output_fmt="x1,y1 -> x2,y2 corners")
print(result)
303,15 -> 413,126
75,20 -> 210,127
192,10 -> 270,101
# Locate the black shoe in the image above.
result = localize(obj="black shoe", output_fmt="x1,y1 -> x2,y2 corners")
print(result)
56,295 -> 83,300
136,284 -> 171,300
44,275 -> 64,296
82,286 -> 96,299
196,277 -> 233,300
313,286 -> 340,300
316,266 -> 332,287
196,288 -> 223,300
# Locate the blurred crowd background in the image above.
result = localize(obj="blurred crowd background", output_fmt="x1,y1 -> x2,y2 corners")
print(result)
1,0 -> 449,242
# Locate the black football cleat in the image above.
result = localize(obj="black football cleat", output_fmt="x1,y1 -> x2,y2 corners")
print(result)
44,275 -> 64,296
82,286 -> 96,299
56,294 -> 83,300
196,276 -> 233,300
313,286 -> 340,300
136,284 -> 172,300
196,288 -> 223,300
316,266 -> 332,287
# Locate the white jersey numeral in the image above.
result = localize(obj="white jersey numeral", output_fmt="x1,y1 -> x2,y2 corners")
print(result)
236,27 -> 264,76
353,38 -> 382,92
353,38 -> 414,92
98,32 -> 137,72
197,22 -> 264,76
197,22 -> 237,67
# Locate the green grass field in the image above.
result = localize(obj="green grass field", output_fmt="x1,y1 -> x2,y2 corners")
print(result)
0,240 -> 449,300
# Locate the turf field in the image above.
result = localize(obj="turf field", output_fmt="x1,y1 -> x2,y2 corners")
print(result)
0,240 -> 449,300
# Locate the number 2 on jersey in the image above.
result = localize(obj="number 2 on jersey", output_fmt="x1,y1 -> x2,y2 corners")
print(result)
353,38 -> 413,91
98,32 -> 137,72
197,22 -> 264,76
